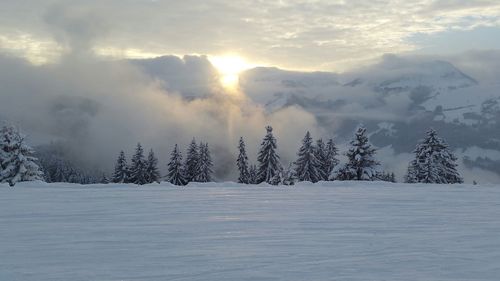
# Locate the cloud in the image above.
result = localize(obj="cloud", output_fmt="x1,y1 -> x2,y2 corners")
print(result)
1,0 -> 500,71
42,2 -> 109,57
0,51 -> 322,180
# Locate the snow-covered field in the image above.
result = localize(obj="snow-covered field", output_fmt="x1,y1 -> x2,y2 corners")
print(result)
1,181 -> 500,281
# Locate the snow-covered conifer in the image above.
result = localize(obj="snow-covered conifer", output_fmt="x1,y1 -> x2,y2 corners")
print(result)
294,131 -> 322,183
112,150 -> 129,183
129,143 -> 147,185
145,149 -> 160,183
0,125 -> 44,186
236,137 -> 250,184
405,129 -> 463,184
196,143 -> 213,182
184,138 -> 199,183
326,138 -> 339,180
257,126 -> 282,184
314,138 -> 329,181
336,126 -> 380,181
166,144 -> 187,186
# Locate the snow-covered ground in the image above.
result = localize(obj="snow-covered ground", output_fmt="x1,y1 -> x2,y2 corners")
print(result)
1,181 -> 500,281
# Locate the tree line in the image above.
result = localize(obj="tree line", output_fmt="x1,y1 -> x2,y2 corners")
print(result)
111,139 -> 213,186
235,125 -> 462,185
0,124 -> 463,186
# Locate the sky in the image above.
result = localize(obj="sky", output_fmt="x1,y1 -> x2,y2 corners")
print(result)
1,0 -> 500,182
1,0 -> 500,71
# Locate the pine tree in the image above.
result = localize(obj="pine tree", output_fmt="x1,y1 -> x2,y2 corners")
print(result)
112,150 -> 129,183
294,131 -> 322,183
325,139 -> 340,180
129,143 -> 147,185
196,142 -> 213,182
257,126 -> 282,184
145,149 -> 160,183
166,144 -> 187,186
405,129 -> 463,184
236,137 -> 250,184
0,125 -> 44,186
336,126 -> 380,181
184,138 -> 199,182
248,164 -> 258,184
314,138 -> 329,181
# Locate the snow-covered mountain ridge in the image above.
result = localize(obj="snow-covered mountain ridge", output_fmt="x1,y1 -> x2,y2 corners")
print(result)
133,55 -> 500,180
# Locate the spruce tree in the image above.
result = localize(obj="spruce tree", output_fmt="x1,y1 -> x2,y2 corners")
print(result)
112,150 -> 129,183
326,138 -> 339,180
145,149 -> 160,183
405,129 -> 463,184
257,126 -> 282,184
294,131 -> 322,183
336,126 -> 380,181
129,143 -> 147,185
184,138 -> 199,182
236,137 -> 250,184
166,144 -> 187,186
0,125 -> 44,186
314,138 -> 329,181
196,143 -> 213,182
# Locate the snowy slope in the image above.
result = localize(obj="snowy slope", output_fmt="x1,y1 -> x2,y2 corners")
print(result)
1,181 -> 500,281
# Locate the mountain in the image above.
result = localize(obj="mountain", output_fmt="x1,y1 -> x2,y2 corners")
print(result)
132,55 -> 500,182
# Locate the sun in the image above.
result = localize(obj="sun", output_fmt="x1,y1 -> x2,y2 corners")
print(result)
209,55 -> 254,89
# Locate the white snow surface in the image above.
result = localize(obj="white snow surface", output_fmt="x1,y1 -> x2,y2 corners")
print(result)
1,181 -> 500,281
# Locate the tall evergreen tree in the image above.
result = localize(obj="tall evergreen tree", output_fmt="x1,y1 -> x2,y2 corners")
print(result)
184,138 -> 199,182
336,126 -> 380,181
112,150 -> 129,183
0,125 -> 44,186
314,138 -> 329,181
325,138 -> 340,180
129,143 -> 147,185
257,126 -> 282,184
145,149 -> 160,183
166,144 -> 187,186
196,143 -> 213,182
236,137 -> 250,184
405,129 -> 463,184
294,131 -> 322,183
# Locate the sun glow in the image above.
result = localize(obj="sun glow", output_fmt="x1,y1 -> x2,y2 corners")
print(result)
209,55 -> 255,89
